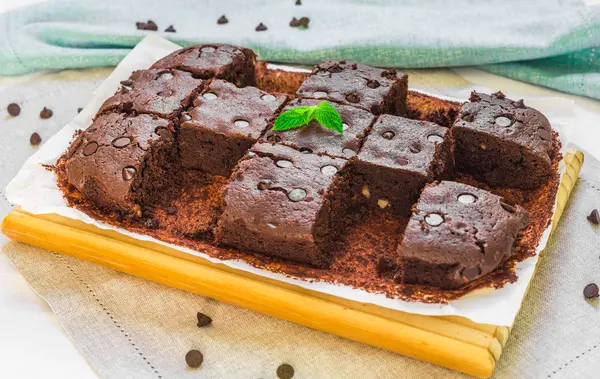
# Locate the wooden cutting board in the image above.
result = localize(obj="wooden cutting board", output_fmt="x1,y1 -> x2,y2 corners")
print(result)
1,150 -> 583,378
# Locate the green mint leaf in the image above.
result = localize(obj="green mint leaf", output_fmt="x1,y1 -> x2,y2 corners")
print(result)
273,106 -> 316,131
315,101 -> 343,134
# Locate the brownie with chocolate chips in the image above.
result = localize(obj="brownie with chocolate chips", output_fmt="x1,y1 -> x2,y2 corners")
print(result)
150,44 -> 257,87
453,91 -> 555,189
215,142 -> 355,267
179,79 -> 287,176
98,69 -> 204,119
297,60 -> 408,115
264,98 -> 376,158
64,113 -> 175,215
396,181 -> 530,289
353,115 -> 454,215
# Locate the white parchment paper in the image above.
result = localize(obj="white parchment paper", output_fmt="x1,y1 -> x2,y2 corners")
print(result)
5,36 -> 571,326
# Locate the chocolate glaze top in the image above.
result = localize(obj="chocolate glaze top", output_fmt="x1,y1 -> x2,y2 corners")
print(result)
398,181 -> 530,282
455,91 -> 554,164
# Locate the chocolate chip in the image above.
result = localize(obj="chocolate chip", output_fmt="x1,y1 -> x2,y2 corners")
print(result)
513,99 -> 526,108
196,312 -> 213,327
166,206 -> 177,215
587,209 -> 600,225
7,103 -> 20,117
409,142 -> 421,153
29,132 -> 41,146
288,188 -> 307,202
495,116 -> 512,127
145,20 -> 158,31
290,17 -> 300,27
382,131 -> 395,140
164,25 -> 176,33
492,91 -> 505,99
203,93 -> 218,100
255,23 -> 267,31
584,283 -> 599,299
298,17 -> 310,28
234,119 -> 249,128
427,134 -> 444,144
538,128 -> 551,141
185,350 -> 203,368
342,148 -> 356,157
217,15 -> 228,24
312,91 -> 328,98
425,213 -> 444,226
180,113 -> 192,122
77,107 -> 83,113
267,223 -> 277,229
500,202 -> 516,213
276,160 -> 292,168
120,79 -> 133,87
40,107 -> 53,119
112,137 -> 131,148
261,94 -> 277,102
367,80 -> 380,89
277,363 -> 295,379
267,134 -> 281,143
397,157 -> 409,166
320,165 -> 338,176
257,179 -> 272,190
295,0 -> 301,5
83,141 -> 99,156
122,166 -> 137,181
458,193 -> 477,204
469,91 -> 481,102
345,93 -> 360,103
461,267 -> 481,280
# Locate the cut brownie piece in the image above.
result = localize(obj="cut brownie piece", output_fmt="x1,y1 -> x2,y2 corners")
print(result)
354,115 -> 454,215
215,142 -> 354,267
64,113 -> 175,216
297,60 -> 408,115
151,44 -> 257,87
179,79 -> 288,176
396,181 -> 530,289
98,69 -> 204,119
453,91 -> 555,189
264,98 -> 376,158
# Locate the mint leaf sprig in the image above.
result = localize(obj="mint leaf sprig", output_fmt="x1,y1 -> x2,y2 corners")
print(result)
273,101 -> 343,134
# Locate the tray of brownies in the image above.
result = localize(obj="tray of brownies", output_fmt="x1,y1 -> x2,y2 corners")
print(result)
1,36 -> 583,378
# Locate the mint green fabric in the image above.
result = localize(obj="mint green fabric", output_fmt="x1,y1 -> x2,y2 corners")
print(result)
2,0 -> 600,99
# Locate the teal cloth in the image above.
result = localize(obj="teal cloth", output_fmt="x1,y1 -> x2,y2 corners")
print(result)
2,0 -> 600,99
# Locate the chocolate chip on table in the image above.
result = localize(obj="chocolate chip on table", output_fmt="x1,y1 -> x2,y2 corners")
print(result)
7,103 -> 20,117
166,206 -> 177,215
83,141 -> 99,156
145,20 -> 158,31
298,17 -> 310,28
277,363 -> 295,379
185,349 -> 203,368
40,107 -> 53,119
217,15 -> 228,24
164,25 -> 176,33
587,209 -> 599,225
122,166 -> 137,181
255,22 -> 267,32
77,107 -> 83,113
583,283 -> 599,299
197,312 -> 213,327
290,17 -> 300,27
29,132 -> 42,146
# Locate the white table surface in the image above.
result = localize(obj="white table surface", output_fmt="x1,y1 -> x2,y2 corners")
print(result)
2,1 -> 600,378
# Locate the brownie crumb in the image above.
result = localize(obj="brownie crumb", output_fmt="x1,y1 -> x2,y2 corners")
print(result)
290,17 -> 300,27
77,107 -> 83,113
185,349 -> 203,368
277,363 -> 295,379
7,103 -> 20,117
29,132 -> 42,146
255,22 -> 267,31
217,15 -> 228,24
584,283 -> 599,299
295,0 -> 302,5
587,209 -> 599,225
164,25 -> 176,33
196,312 -> 213,327
145,20 -> 158,31
40,107 -> 53,119
298,17 -> 310,28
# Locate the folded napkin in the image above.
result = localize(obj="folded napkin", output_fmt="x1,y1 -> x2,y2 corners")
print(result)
2,0 -> 600,100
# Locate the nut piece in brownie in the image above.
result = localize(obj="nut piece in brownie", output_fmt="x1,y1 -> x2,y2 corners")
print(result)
64,113 -> 175,216
264,98 -> 376,158
215,142 -> 354,267
151,44 -> 257,87
98,69 -> 204,119
453,91 -> 555,189
297,60 -> 408,115
179,79 -> 287,176
396,181 -> 530,289
354,115 -> 454,215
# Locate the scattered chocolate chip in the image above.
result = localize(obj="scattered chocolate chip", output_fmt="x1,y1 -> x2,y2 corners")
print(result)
120,79 -> 133,87
83,141 -> 99,156
185,349 -> 204,368
538,128 -> 551,141
277,363 -> 295,379
469,91 -> 481,102
261,94 -> 277,102
257,179 -> 272,190
166,206 -> 177,215
458,193 -> 477,204
298,17 -> 310,28
492,91 -> 505,99
408,142 -> 421,153
397,157 -> 409,166
203,93 -> 218,100
255,23 -> 267,32
425,213 -> 444,226
164,25 -> 176,33
122,166 -> 137,181
40,107 -> 53,119
513,99 -> 526,108
217,15 -> 229,24
267,134 -> 282,143
345,93 -> 360,103
145,20 -> 158,31
295,0 -> 301,5
494,116 -> 512,127
320,165 -> 338,176
288,188 -> 307,202
500,202 -> 516,213
29,132 -> 42,146
461,267 -> 481,280
77,107 -> 83,113
587,209 -> 600,225
234,119 -> 250,128
112,137 -> 131,148
290,17 -> 300,27
276,160 -> 292,168
196,312 -> 213,327
7,103 -> 20,117
584,283 -> 599,299
366,79 -> 380,89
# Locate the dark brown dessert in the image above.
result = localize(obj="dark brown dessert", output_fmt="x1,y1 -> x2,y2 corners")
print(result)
353,115 -> 454,215
264,98 -> 376,158
179,79 -> 288,176
397,181 -> 530,289
297,60 -> 408,115
215,142 -> 354,267
150,43 -> 257,87
454,91 -> 555,189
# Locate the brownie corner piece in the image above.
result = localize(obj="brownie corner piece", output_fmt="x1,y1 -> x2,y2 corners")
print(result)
396,181 -> 530,289
297,60 -> 407,115
453,91 -> 555,189
215,142 -> 354,267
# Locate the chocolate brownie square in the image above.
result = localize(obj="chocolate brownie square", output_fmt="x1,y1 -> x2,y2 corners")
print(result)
98,69 -> 204,119
453,91 -> 555,189
396,181 -> 530,289
151,44 -> 257,87
296,60 -> 407,115
264,98 -> 376,158
64,113 -> 175,216
215,142 -> 354,267
179,79 -> 287,176
354,115 -> 454,215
